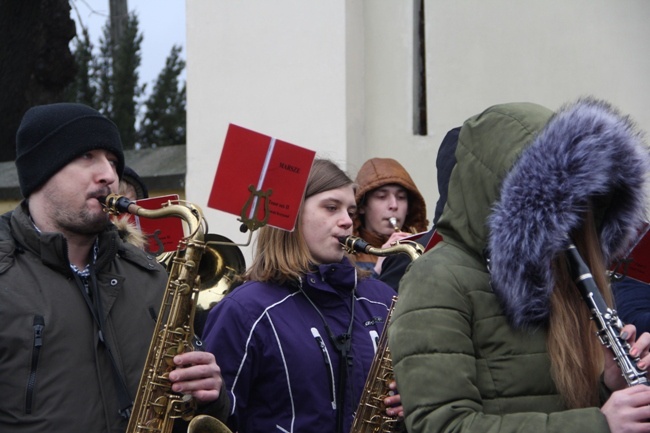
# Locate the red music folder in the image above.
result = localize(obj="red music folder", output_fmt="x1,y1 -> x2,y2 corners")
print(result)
208,124 -> 316,231
133,194 -> 186,255
402,229 -> 443,252
611,222 -> 650,284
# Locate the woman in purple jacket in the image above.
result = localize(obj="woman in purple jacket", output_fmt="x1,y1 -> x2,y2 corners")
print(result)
202,159 -> 400,433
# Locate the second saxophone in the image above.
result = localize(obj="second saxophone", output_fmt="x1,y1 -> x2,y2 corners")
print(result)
340,235 -> 422,433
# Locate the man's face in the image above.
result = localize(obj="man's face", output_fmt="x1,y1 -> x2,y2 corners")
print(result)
359,184 -> 409,236
300,184 -> 356,264
32,149 -> 120,235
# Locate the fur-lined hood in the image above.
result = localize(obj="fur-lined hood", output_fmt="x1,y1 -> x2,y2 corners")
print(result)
436,98 -> 650,329
112,215 -> 148,250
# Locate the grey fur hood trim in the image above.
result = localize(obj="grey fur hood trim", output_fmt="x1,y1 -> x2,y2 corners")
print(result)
488,97 -> 650,329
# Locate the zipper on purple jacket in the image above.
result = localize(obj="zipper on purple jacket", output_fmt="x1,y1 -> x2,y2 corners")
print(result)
311,327 -> 336,409
25,315 -> 45,414
369,330 -> 380,353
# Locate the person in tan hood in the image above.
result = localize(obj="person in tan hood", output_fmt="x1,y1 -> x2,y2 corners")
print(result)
352,157 -> 429,277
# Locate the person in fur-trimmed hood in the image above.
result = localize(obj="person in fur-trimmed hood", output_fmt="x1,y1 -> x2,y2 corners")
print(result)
389,97 -> 650,433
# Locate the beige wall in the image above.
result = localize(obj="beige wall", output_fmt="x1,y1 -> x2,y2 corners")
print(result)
0,200 -> 20,215
187,0 -> 650,262
186,1 -> 358,261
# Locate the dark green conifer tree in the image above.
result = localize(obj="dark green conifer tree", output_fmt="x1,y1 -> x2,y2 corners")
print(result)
137,45 -> 186,148
110,12 -> 144,149
94,24 -> 114,117
66,10 -> 186,150
66,12 -> 143,149
63,26 -> 97,106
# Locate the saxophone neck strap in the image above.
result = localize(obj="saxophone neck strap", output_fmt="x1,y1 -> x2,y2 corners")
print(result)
298,280 -> 355,433
73,265 -> 133,419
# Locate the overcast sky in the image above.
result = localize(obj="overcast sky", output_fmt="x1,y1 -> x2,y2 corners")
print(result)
70,0 -> 187,97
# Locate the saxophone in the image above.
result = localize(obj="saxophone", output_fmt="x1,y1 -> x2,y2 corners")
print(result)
339,235 -> 423,262
339,235 -> 422,433
102,194 -> 233,433
566,243 -> 649,387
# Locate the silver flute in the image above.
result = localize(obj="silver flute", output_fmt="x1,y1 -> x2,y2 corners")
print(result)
566,243 -> 649,387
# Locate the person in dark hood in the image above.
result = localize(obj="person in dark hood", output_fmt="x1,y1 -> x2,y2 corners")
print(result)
201,159 -> 402,433
352,157 -> 429,277
119,165 -> 149,201
112,165 -> 150,250
389,98 -> 650,433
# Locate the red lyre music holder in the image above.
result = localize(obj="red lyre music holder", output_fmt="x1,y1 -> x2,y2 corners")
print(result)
207,123 -> 316,245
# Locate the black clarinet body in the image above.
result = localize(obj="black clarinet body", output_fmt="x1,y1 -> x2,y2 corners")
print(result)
566,243 -> 649,387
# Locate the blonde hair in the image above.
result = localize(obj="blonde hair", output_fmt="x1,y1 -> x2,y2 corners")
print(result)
547,207 -> 612,408
244,159 -> 353,284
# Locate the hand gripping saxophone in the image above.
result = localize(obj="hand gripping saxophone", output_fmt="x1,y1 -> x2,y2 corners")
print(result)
339,235 -> 422,433
102,194 -> 232,433
566,243 -> 649,387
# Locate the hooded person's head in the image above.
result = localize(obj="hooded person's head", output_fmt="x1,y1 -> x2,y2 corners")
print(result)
353,158 -> 428,237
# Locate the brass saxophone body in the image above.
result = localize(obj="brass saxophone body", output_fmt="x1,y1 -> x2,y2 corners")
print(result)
351,297 -> 401,433
339,235 -> 422,433
102,194 -> 232,433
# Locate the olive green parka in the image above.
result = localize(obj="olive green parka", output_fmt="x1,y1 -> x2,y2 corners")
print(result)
389,99 -> 649,433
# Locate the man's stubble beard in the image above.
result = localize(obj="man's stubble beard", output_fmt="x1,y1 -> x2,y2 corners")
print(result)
54,205 -> 110,236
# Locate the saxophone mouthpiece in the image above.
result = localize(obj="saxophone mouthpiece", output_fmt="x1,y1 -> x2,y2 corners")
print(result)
389,217 -> 400,232
339,235 -> 371,254
102,193 -> 136,215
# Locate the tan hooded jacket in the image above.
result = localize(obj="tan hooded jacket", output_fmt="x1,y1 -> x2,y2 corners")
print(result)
352,158 -> 428,266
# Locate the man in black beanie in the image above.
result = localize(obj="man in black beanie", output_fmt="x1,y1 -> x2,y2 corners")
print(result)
0,103 -> 229,432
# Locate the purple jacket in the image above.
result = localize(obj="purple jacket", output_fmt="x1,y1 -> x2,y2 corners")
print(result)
202,258 -> 396,433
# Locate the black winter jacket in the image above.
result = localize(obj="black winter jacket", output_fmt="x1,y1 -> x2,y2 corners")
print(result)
0,202 -> 169,432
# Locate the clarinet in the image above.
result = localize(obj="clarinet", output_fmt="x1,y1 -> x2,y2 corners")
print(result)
566,243 -> 649,387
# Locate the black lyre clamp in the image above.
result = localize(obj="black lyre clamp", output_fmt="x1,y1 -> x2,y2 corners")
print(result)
609,257 -> 632,282
238,185 -> 272,234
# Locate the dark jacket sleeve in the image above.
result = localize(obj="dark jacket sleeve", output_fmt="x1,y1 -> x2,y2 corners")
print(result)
378,255 -> 410,291
171,365 -> 231,432
379,229 -> 434,291
613,276 -> 650,334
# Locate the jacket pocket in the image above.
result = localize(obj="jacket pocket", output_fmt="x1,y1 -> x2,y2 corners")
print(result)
25,315 -> 45,414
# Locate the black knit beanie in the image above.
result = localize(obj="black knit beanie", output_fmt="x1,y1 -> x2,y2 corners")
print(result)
15,102 -> 125,198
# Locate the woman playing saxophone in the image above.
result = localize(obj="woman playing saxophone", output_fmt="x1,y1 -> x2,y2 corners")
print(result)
201,159 -> 402,433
